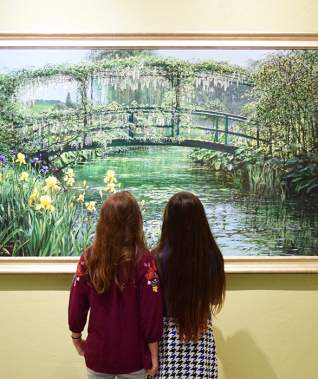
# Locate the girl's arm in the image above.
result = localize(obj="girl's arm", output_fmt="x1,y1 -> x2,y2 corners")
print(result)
138,255 -> 163,376
147,341 -> 159,377
68,255 -> 90,355
71,332 -> 86,356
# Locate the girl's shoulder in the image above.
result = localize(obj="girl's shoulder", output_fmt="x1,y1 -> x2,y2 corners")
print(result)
136,249 -> 160,293
137,249 -> 155,268
72,247 -> 91,287
75,246 -> 92,277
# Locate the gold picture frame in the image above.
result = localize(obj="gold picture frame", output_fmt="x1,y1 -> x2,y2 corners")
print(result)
0,33 -> 318,48
0,33 -> 318,274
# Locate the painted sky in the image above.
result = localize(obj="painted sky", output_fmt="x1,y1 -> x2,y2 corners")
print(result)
0,48 -> 274,73
0,49 -> 276,102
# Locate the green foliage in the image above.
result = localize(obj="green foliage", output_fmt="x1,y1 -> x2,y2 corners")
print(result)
190,147 -> 283,197
191,146 -> 318,198
0,74 -> 24,125
7,56 -> 248,86
283,153 -> 318,195
0,159 -> 116,256
190,149 -> 234,173
204,99 -> 227,112
28,100 -> 65,114
250,51 -> 318,157
194,60 -> 249,81
234,147 -> 283,196
0,121 -> 23,157
90,49 -> 153,61
189,51 -> 318,199
53,150 -> 103,170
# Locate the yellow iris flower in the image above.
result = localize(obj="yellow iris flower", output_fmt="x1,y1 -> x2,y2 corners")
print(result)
104,169 -> 117,184
19,172 -> 29,182
103,170 -> 118,193
64,175 -> 75,187
43,176 -> 60,192
0,173 -> 3,182
105,182 -> 116,193
36,195 -> 55,212
16,153 -> 26,165
28,188 -> 39,206
77,193 -> 85,203
65,168 -> 75,178
85,201 -> 96,212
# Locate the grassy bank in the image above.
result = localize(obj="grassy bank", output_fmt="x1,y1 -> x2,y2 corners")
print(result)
190,147 -> 318,199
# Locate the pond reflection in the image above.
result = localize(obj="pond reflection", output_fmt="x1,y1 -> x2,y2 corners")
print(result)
76,147 -> 318,256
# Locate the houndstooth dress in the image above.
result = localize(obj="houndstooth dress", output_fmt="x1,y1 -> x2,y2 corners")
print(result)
152,317 -> 218,379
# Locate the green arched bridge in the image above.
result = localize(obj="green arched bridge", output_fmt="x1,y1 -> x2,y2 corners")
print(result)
21,106 -> 263,157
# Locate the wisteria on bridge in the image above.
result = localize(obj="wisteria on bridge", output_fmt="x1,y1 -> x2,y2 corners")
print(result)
1,55 -> 261,160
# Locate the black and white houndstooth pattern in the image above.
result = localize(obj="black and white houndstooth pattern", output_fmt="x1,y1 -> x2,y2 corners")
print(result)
152,317 -> 218,379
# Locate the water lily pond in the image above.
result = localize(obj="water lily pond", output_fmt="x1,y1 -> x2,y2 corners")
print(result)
76,147 -> 318,256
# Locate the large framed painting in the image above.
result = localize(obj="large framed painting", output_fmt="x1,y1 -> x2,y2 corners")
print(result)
0,34 -> 318,272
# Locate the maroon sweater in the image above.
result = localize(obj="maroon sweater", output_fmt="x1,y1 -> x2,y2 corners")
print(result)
68,249 -> 163,374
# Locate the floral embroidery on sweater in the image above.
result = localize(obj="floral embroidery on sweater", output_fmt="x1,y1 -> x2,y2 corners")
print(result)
144,260 -> 160,293
73,255 -> 87,287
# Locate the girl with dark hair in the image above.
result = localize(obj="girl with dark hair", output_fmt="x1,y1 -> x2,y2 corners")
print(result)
152,191 -> 225,379
68,191 -> 163,379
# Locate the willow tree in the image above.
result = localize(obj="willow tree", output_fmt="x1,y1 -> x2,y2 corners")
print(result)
0,74 -> 25,155
250,51 -> 318,157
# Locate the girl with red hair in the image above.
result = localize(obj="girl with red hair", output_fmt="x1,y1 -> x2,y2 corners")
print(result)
68,191 -> 163,379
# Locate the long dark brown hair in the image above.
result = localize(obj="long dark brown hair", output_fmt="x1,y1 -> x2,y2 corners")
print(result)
87,191 -> 146,293
153,192 -> 225,342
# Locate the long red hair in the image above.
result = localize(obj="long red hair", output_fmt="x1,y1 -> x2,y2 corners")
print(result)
87,191 -> 146,293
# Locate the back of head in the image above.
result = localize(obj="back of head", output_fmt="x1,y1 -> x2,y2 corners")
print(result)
155,191 -> 225,341
87,191 -> 146,293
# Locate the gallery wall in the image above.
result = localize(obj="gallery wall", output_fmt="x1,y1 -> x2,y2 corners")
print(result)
0,0 -> 317,34
0,273 -> 317,379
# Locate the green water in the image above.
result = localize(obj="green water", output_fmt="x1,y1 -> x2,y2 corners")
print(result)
76,146 -> 318,256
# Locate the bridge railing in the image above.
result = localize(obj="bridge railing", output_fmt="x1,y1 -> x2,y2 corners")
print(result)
120,107 -> 261,147
17,106 -> 263,151
190,110 -> 263,147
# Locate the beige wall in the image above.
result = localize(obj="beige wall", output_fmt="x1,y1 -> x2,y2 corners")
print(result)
1,273 -> 318,379
0,0 -> 318,34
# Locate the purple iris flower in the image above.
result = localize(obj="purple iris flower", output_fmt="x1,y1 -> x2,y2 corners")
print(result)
40,165 -> 49,173
0,155 -> 6,165
31,157 -> 41,164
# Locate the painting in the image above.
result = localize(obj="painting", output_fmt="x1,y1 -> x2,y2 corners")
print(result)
1,37 -> 318,257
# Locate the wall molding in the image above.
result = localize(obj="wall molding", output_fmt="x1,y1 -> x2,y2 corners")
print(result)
0,33 -> 318,48
0,256 -> 318,274
1,33 -> 318,39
